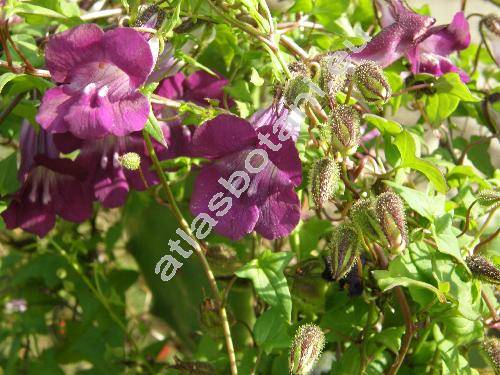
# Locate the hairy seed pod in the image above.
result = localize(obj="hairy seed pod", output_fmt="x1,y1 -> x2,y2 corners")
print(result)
325,224 -> 360,281
483,14 -> 500,36
477,189 -> 500,209
326,104 -> 361,155
283,74 -> 313,108
134,5 -> 166,29
289,61 -> 309,76
465,255 -> 500,285
376,192 -> 408,253
482,337 -> 500,374
350,198 -> 387,245
353,61 -> 391,104
289,324 -> 325,375
308,158 -> 340,209
119,152 -> 141,171
318,53 -> 348,97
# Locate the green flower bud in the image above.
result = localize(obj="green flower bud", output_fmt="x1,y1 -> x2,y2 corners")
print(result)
482,337 -> 500,374
350,198 -> 387,246
325,104 -> 361,155
325,224 -> 360,281
283,74 -> 313,108
119,152 -> 141,171
308,158 -> 340,210
318,53 -> 348,97
353,61 -> 391,104
376,192 -> 408,253
477,189 -> 500,209
289,324 -> 325,375
465,255 -> 500,285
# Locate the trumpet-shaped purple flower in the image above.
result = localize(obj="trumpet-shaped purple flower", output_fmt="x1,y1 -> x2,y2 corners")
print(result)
2,124 -> 93,237
351,0 -> 436,67
54,132 -> 159,208
189,102 -> 302,240
36,24 -> 154,140
407,12 -> 471,82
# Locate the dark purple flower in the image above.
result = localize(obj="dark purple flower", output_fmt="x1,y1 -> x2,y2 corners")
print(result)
154,71 -> 232,159
189,102 -> 302,240
407,12 -> 471,82
36,24 -> 154,140
54,132 -> 158,209
351,0 -> 436,67
2,124 -> 93,237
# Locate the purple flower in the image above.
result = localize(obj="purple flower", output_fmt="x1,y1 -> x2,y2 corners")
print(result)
2,124 -> 93,237
36,24 -> 154,140
154,71 -> 232,159
407,12 -> 471,82
54,132 -> 158,208
189,102 -> 302,240
351,0 -> 436,67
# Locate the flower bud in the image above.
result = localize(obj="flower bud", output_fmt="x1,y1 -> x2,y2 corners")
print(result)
283,74 -> 314,108
199,298 -> 223,338
308,158 -> 340,209
289,324 -> 325,375
134,5 -> 166,29
325,224 -> 360,281
482,337 -> 500,374
375,192 -> 408,253
353,61 -> 391,104
318,53 -> 348,97
477,189 -> 500,209
483,14 -> 500,36
326,104 -> 361,155
465,255 -> 500,285
119,152 -> 141,171
350,198 -> 387,245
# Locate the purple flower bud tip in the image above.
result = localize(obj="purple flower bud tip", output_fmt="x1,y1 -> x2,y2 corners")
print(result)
290,324 -> 325,375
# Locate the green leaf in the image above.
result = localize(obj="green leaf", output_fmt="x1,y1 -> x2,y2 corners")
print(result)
253,307 -> 290,353
144,111 -> 166,146
431,214 -> 467,268
364,114 -> 402,135
372,271 -> 447,303
0,72 -> 20,94
0,152 -> 19,195
393,131 -> 447,192
425,93 -> 460,126
435,73 -> 481,102
236,250 -> 293,321
250,68 -> 264,87
14,3 -> 66,18
313,0 -> 350,32
161,0 -> 182,37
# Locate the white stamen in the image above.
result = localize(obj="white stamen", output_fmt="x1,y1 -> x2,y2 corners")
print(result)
100,155 -> 109,169
29,182 -> 38,203
112,152 -> 120,169
98,85 -> 109,98
83,82 -> 97,95
42,180 -> 51,205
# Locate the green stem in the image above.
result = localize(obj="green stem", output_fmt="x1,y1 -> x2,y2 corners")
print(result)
143,131 -> 238,375
470,207 -> 498,251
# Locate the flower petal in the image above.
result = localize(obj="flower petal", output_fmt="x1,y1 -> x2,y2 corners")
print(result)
36,86 -> 75,134
190,114 -> 257,159
183,71 -> 231,106
102,27 -> 154,88
45,23 -> 104,83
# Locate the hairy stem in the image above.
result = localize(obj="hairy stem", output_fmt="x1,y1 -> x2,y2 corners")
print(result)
143,131 -> 238,375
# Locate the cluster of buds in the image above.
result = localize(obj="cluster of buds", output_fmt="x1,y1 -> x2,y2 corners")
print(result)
324,223 -> 360,281
308,158 -> 340,209
477,189 -> 500,209
289,324 -> 325,375
352,61 -> 392,104
465,254 -> 500,285
482,337 -> 500,374
375,192 -> 408,253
